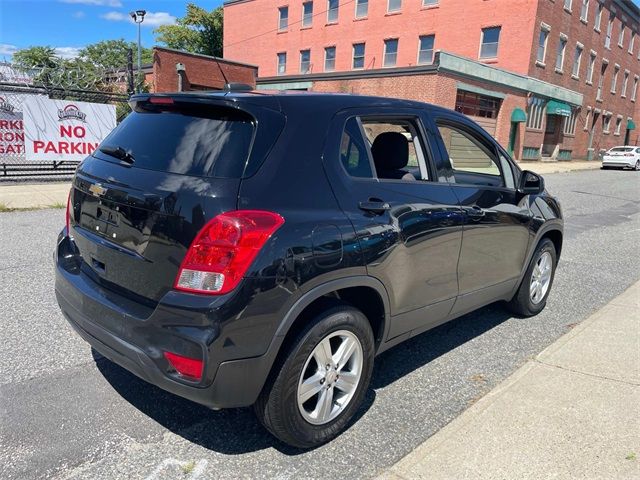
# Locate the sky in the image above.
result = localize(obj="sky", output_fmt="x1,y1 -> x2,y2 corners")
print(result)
0,0 -> 224,60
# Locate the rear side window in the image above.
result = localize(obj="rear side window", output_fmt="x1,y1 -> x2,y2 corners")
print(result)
95,107 -> 255,178
610,147 -> 634,152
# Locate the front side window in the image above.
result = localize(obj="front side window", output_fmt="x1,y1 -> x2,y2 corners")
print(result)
388,0 -> 402,13
324,46 -> 336,71
418,35 -> 435,65
355,0 -> 368,18
300,50 -> 311,74
436,122 -> 513,188
383,39 -> 398,67
302,2 -> 313,27
340,118 -> 373,178
278,6 -> 288,31
327,0 -> 339,23
277,52 -> 287,75
353,43 -> 365,69
480,26 -> 501,59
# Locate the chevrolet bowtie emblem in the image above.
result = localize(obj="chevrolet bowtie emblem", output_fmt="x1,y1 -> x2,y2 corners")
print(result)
89,183 -> 107,197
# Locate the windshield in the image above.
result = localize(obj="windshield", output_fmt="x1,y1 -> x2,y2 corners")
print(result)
94,107 -> 255,178
609,147 -> 634,152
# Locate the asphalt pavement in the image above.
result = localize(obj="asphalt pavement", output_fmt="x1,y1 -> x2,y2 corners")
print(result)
1,169 -> 639,480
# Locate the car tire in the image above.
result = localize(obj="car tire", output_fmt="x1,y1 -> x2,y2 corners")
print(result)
254,302 -> 375,449
635,160 -> 640,171
507,238 -> 557,317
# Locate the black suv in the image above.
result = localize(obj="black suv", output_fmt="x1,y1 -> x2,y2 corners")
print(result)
55,91 -> 563,448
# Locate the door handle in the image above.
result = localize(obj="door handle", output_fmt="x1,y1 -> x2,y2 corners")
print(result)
359,199 -> 390,214
466,205 -> 485,218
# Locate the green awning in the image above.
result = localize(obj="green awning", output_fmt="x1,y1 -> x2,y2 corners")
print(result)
511,108 -> 527,123
546,100 -> 572,117
627,119 -> 636,130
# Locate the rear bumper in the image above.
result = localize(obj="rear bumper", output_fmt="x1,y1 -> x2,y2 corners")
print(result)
602,158 -> 636,168
54,231 -> 274,409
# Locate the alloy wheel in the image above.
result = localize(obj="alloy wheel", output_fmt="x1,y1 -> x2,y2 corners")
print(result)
530,251 -> 553,304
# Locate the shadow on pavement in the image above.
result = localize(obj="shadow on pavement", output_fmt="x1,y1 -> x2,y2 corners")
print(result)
94,301 -> 512,455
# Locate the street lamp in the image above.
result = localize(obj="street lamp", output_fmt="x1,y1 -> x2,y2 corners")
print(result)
129,9 -> 146,93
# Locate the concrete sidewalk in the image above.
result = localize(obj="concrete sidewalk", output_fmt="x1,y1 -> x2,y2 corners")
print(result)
0,182 -> 70,209
378,282 -> 640,480
517,160 -> 602,175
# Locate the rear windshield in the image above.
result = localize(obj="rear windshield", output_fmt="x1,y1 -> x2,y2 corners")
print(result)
94,106 -> 255,178
610,147 -> 634,152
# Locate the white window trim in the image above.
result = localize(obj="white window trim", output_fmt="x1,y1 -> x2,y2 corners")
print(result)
580,0 -> 589,23
564,0 -> 573,14
618,25 -> 625,48
614,114 -> 623,136
572,42 -> 584,79
302,2 -> 313,28
324,46 -> 336,71
536,23 -> 551,66
383,38 -> 399,67
556,34 -> 568,73
629,33 -> 636,54
586,50 -> 597,84
278,6 -> 288,31
354,0 -> 368,19
479,26 -> 501,60
387,0 -> 402,14
417,35 -> 435,65
621,70 -> 630,97
584,106 -> 592,131
594,3 -> 603,32
611,64 -> 620,93
632,75 -> 639,102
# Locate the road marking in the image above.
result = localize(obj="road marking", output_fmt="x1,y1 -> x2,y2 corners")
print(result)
144,458 -> 208,480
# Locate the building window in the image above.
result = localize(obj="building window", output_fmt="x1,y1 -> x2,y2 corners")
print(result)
455,90 -> 501,118
324,46 -> 336,71
603,114 -> 611,133
614,116 -> 622,135
586,51 -> 596,84
480,26 -> 501,59
580,0 -> 589,22
352,43 -> 365,69
632,76 -> 639,102
584,108 -> 591,131
563,110 -> 578,135
605,15 -> 614,49
611,64 -> 619,93
418,35 -> 435,64
564,0 -> 572,12
277,52 -> 287,75
629,33 -> 636,54
278,6 -> 288,31
300,50 -> 311,73
596,62 -> 607,101
594,3 -> 603,31
556,36 -> 567,72
526,97 -> 545,130
327,0 -> 339,23
355,0 -> 368,18
537,28 -> 549,64
572,44 -> 583,77
383,39 -> 399,67
621,70 -> 629,97
423,0 -> 439,6
302,2 -> 313,27
618,25 -> 625,47
387,0 -> 402,13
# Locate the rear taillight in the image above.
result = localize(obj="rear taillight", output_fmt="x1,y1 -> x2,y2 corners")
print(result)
163,351 -> 203,380
65,189 -> 72,234
174,210 -> 285,295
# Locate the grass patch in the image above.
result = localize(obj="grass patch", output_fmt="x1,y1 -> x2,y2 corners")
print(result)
0,202 -> 9,212
0,202 -> 61,213
181,461 -> 196,475
50,202 -> 66,209
626,452 -> 636,461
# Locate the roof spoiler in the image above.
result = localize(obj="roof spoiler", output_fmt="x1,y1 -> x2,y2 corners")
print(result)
224,83 -> 254,92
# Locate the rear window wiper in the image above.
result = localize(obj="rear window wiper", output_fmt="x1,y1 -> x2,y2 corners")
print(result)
99,145 -> 135,164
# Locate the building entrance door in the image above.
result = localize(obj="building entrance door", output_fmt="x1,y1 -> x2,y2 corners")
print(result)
542,114 -> 562,157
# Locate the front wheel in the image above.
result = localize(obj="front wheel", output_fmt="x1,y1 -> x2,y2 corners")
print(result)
634,160 -> 640,171
507,238 -> 557,317
254,303 -> 374,448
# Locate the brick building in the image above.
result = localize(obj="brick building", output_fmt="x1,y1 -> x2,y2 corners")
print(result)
223,0 -> 640,160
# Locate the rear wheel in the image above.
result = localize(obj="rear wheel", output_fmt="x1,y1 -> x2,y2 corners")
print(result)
254,303 -> 374,448
635,160 -> 640,171
507,238 -> 557,317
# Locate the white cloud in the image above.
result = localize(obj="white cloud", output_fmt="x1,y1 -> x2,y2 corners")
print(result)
60,0 -> 123,6
0,43 -> 19,56
101,10 -> 176,27
54,47 -> 82,59
73,11 -> 86,19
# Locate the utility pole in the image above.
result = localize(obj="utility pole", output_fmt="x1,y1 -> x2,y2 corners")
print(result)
129,10 -> 146,93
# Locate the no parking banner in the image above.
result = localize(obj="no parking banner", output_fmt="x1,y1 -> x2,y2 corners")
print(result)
22,96 -> 116,161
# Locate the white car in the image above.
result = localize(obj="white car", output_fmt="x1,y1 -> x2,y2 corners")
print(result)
601,146 -> 640,170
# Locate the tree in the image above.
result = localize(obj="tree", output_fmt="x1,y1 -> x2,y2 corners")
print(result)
154,4 -> 223,57
79,39 -> 153,70
12,46 -> 58,69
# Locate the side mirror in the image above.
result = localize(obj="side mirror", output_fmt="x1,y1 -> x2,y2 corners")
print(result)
518,170 -> 545,195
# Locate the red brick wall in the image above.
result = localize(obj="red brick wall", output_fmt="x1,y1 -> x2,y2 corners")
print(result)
526,0 -> 639,157
151,47 -> 257,93
224,0 -> 539,77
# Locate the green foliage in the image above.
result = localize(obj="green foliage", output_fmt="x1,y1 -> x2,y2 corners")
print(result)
79,39 -> 153,70
12,46 -> 58,69
154,4 -> 223,57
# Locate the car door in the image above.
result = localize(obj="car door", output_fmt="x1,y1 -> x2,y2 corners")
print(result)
427,111 -> 533,317
322,108 -> 464,341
